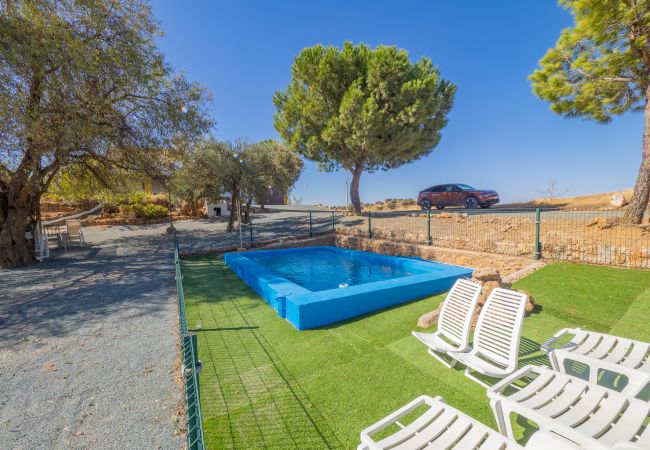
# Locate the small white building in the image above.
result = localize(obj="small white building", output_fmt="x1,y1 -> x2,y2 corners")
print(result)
205,201 -> 229,218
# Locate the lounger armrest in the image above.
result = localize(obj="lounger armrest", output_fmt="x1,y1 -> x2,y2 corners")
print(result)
488,365 -> 540,397
526,431 -> 581,450
553,348 -> 650,397
359,395 -> 442,448
540,328 -> 581,354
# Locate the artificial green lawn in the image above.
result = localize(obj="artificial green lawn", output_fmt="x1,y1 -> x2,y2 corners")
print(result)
182,258 -> 650,449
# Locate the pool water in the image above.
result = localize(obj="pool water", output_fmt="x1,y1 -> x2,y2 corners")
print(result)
247,247 -> 426,292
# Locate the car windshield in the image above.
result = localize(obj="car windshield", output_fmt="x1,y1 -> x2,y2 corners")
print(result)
456,184 -> 475,190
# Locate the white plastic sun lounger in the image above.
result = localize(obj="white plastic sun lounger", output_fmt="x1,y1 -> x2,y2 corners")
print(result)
541,328 -> 650,397
488,365 -> 650,449
358,394 -> 581,450
412,278 -> 482,367
447,288 -> 528,387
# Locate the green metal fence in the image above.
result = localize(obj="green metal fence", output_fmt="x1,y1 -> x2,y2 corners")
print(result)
175,207 -> 650,269
174,233 -> 205,450
335,207 -> 650,269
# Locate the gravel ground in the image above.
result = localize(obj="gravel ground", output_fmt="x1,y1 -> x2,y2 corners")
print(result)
171,209 -> 335,252
0,229 -> 183,449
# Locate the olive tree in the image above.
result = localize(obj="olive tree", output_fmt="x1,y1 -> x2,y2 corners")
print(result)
174,139 -> 243,231
274,42 -> 455,213
0,0 -> 212,267
530,0 -> 650,223
241,140 -> 303,219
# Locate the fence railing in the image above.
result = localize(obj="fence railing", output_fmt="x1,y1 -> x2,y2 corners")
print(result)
174,233 -> 205,450
172,207 -> 650,269
335,207 -> 650,269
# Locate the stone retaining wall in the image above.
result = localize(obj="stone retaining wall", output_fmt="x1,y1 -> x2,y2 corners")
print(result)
334,233 -> 533,276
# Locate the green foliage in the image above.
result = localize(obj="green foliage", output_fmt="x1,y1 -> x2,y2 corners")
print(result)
118,204 -> 136,218
529,0 -> 650,123
274,42 -> 455,211
131,203 -> 168,219
242,140 -> 303,206
118,202 -> 168,219
173,139 -> 241,206
0,0 -> 213,266
174,139 -> 303,210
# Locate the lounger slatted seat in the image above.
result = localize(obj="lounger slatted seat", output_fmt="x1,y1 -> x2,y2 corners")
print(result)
412,279 -> 482,367
447,288 -> 528,386
488,365 -> 650,449
358,395 -> 581,450
541,328 -> 650,397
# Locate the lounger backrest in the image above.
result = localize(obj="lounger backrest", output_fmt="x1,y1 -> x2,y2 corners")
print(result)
66,219 -> 81,235
474,288 -> 528,371
437,279 -> 482,348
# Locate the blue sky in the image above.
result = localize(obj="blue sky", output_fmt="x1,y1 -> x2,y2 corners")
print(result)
151,0 -> 643,205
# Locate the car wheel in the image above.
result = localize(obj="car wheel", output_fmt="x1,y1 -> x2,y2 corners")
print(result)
436,205 -> 444,210
464,197 -> 479,209
420,199 -> 432,210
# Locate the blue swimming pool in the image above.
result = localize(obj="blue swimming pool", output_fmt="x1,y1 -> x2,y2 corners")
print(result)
224,246 -> 473,330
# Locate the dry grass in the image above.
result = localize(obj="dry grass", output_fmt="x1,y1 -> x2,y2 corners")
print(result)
505,188 -> 633,209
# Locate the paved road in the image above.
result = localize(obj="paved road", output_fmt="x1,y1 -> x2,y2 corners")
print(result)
0,229 -> 182,449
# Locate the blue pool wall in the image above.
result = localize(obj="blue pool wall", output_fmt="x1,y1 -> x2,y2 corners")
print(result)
224,246 -> 473,330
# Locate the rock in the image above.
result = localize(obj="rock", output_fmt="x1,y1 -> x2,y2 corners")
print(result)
515,289 -> 536,314
481,280 -> 501,297
417,305 -> 441,328
472,267 -> 501,283
586,217 -> 620,230
611,192 -> 629,208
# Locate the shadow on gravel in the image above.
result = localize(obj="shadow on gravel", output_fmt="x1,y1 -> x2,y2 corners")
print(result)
0,233 -> 174,349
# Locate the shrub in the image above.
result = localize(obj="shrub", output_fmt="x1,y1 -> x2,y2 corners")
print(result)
147,194 -> 170,207
102,202 -> 119,214
127,191 -> 149,206
131,203 -> 169,219
118,204 -> 135,217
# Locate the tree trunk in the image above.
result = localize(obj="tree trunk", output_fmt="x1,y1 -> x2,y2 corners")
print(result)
0,189 -> 40,268
350,164 -> 363,214
623,85 -> 650,224
243,196 -> 253,224
226,187 -> 238,233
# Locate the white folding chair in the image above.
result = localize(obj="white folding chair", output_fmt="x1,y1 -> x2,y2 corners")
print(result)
448,288 -> 528,387
412,278 -> 482,367
65,219 -> 85,246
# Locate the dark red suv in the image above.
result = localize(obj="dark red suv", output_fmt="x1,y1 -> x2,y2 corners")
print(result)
417,184 -> 499,210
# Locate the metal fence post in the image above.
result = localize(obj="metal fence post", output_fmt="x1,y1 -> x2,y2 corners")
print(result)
426,209 -> 432,245
309,212 -> 313,237
368,212 -> 373,238
331,211 -> 335,232
534,208 -> 541,260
